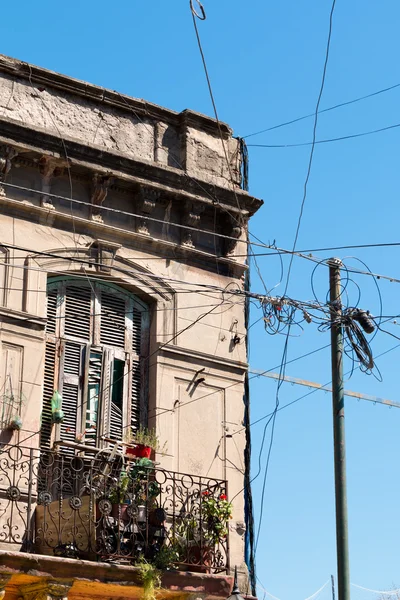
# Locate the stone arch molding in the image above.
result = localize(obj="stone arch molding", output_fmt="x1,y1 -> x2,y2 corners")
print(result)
23,246 -> 176,322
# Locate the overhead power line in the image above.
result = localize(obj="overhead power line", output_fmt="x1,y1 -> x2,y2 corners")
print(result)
243,81 -> 400,139
248,369 -> 400,410
283,0 -> 337,294
237,240 -> 400,258
248,121 -> 400,148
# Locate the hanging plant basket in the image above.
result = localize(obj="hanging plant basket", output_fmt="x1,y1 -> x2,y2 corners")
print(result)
8,415 -> 22,431
51,391 -> 65,424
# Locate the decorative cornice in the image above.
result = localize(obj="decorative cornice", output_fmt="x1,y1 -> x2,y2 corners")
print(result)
0,117 -> 262,217
1,195 -> 248,277
0,54 -> 232,138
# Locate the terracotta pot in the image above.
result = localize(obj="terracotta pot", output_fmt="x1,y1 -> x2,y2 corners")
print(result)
186,544 -> 213,574
111,503 -> 130,521
127,444 -> 152,458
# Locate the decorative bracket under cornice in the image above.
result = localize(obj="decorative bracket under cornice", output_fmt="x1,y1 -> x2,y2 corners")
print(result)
0,144 -> 18,196
137,186 -> 161,235
91,172 -> 113,222
181,201 -> 204,248
38,155 -> 69,209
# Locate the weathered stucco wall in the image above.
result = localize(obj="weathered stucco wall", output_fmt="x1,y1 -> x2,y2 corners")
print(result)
0,55 -> 261,587
0,55 -> 242,189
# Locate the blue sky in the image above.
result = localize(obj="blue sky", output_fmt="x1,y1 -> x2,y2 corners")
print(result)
2,1 -> 400,598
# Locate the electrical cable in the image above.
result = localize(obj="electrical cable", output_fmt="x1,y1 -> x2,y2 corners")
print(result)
247,121 -> 400,148
1,182 -> 247,249
240,240 -> 400,258
150,343 -> 330,419
243,82 -> 400,139
283,0 -> 337,295
189,0 -> 245,223
0,242 -> 255,297
239,342 -> 400,435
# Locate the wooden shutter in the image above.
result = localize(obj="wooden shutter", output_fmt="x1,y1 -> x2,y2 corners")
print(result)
40,340 -> 57,450
100,290 -> 126,348
85,351 -> 102,447
58,340 -> 84,455
100,348 -> 112,443
46,287 -> 58,335
131,308 -> 142,433
64,284 -> 91,340
40,286 -> 59,450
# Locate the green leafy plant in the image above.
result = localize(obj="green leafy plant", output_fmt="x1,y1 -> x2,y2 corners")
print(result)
173,491 -> 232,552
153,544 -> 179,571
137,557 -> 161,600
109,471 -> 130,504
128,426 -> 166,453
129,458 -> 159,505
201,491 -> 232,544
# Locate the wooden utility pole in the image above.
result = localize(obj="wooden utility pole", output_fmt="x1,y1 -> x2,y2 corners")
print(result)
329,258 -> 350,600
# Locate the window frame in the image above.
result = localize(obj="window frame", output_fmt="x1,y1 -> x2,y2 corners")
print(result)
42,277 -> 149,451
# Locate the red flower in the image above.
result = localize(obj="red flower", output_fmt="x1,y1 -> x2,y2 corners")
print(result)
202,490 -> 210,496
219,494 -> 227,500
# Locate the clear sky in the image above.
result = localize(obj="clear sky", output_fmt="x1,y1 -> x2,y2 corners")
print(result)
1,1 -> 400,598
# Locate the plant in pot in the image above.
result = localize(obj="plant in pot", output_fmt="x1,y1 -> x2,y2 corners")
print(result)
109,471 -> 131,521
129,458 -> 160,524
201,490 -> 232,545
174,491 -> 232,572
125,427 -> 165,459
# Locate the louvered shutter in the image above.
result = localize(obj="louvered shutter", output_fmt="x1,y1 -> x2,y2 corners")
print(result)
46,287 -> 58,335
100,348 -> 112,442
100,291 -> 126,348
40,340 -> 57,450
64,284 -> 91,340
59,341 -> 84,455
40,287 -> 59,450
131,308 -> 142,433
85,351 -> 102,447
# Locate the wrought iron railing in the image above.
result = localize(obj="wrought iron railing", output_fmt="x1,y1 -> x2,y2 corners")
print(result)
0,445 -> 230,573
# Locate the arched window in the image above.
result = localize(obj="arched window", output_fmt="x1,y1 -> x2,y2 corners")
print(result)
40,278 -> 148,453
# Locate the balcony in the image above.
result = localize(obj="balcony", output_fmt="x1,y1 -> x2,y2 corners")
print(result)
0,444 -> 230,575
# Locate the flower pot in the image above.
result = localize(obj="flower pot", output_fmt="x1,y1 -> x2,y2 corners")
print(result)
127,444 -> 152,458
111,503 -> 130,522
8,416 -> 22,431
187,544 -> 213,574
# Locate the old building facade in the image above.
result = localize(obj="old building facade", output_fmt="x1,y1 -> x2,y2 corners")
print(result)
0,55 -> 262,600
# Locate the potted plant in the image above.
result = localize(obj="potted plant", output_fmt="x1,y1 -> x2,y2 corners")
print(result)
109,471 -> 131,521
201,490 -> 232,545
174,490 -> 232,572
125,427 -> 164,459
